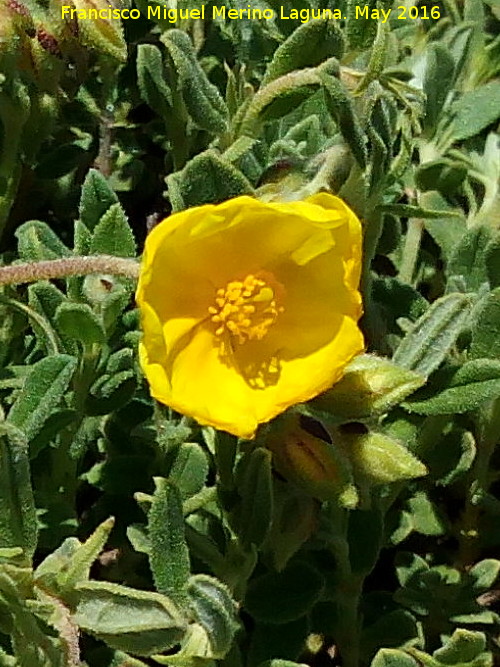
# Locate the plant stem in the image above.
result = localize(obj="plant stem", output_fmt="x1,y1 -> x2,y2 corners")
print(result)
399,217 -> 424,284
457,398 -> 500,566
360,207 -> 384,348
327,504 -> 362,667
0,255 -> 139,286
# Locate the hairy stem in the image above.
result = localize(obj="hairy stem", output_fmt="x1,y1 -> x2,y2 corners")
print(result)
0,255 -> 139,286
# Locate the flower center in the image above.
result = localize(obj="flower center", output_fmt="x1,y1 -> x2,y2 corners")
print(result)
208,272 -> 284,345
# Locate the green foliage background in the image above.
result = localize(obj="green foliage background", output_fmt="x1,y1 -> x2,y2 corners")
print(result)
0,0 -> 500,666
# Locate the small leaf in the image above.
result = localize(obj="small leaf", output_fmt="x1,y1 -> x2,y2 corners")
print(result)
392,293 -> 471,378
7,355 -> 77,443
137,44 -> 172,119
406,491 -> 446,536
346,0 -> 377,49
169,443 -> 209,501
245,561 -> 324,624
470,288 -> 500,359
468,560 -> 500,592
55,302 -> 106,345
404,359 -> 500,415
90,203 -> 136,258
379,203 -> 463,220
79,169 -> 119,232
448,80 -> 500,141
395,552 -> 429,587
85,371 -> 136,415
423,44 -> 455,132
73,581 -> 186,656
61,517 -> 115,592
262,19 -> 344,85
370,649 -> 419,667
15,221 -> 70,262
320,72 -> 367,168
167,150 -> 253,211
235,448 -> 273,549
433,629 -> 486,664
148,478 -> 190,606
162,30 -> 228,134
0,423 -> 37,562
447,225 -> 493,290
187,574 -> 238,658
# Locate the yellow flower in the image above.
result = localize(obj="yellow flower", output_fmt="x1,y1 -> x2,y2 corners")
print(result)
136,194 -> 364,438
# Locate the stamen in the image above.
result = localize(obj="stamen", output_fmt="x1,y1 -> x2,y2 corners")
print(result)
208,272 -> 284,345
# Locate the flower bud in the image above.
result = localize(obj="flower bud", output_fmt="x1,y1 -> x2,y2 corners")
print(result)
266,415 -> 357,507
312,354 -> 426,420
68,0 -> 127,62
337,428 -> 427,486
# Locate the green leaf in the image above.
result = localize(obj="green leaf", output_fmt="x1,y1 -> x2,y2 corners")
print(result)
320,72 -> 368,168
169,443 -> 209,501
395,552 -> 429,587
343,431 -> 427,485
90,203 -> 136,258
85,370 -> 136,415
55,302 -> 106,345
79,169 -> 119,232
427,428 -> 476,486
167,150 -> 253,211
162,30 -> 228,134
346,0 -> 377,49
361,610 -> 419,661
379,203 -> 463,220
73,581 -> 186,656
468,560 -> 500,592
262,19 -> 344,85
34,536 -> 80,591
392,293 -> 471,378
433,629 -> 486,664
7,355 -> 77,443
406,491 -> 446,536
420,192 -> 466,262
235,448 -> 273,549
137,44 -> 172,119
423,44 -> 455,132
187,574 -> 238,658
448,225 -> 493,290
60,517 -> 115,592
245,561 -> 324,624
0,424 -> 37,563
485,234 -> 500,288
448,80 -> 500,141
370,649 -> 419,667
264,484 -> 317,572
148,478 -> 190,606
404,359 -> 500,415
470,288 -> 500,359
15,220 -> 70,262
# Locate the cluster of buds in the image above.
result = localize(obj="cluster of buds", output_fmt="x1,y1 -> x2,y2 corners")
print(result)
0,0 -> 126,90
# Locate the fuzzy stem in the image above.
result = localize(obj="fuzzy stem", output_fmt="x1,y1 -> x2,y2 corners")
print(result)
0,255 -> 139,286
399,217 -> 424,285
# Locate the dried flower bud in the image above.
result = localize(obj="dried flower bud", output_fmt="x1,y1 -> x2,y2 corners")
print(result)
266,415 -> 357,506
65,0 -> 127,62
